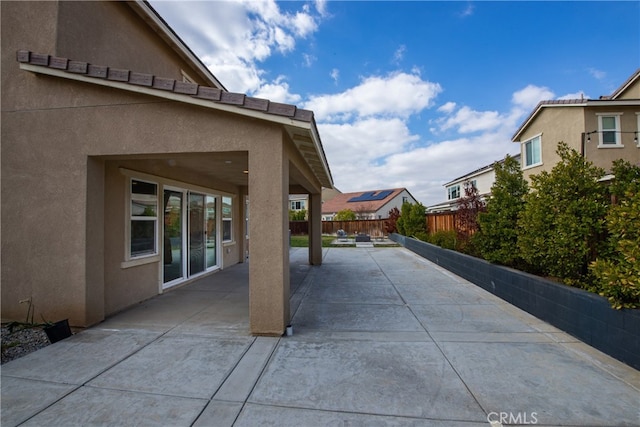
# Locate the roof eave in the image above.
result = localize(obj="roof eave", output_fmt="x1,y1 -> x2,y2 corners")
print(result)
20,62 -> 334,188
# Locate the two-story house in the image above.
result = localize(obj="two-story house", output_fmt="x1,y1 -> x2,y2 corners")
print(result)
427,155 -> 520,213
512,69 -> 640,181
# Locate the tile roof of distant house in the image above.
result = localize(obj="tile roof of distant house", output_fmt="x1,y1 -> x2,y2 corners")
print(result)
321,188 -> 409,215
16,50 -> 315,123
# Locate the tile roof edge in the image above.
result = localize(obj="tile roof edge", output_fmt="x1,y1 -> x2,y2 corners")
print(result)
16,50 -> 314,123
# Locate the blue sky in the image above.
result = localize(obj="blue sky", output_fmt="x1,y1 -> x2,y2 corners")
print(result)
150,1 -> 640,205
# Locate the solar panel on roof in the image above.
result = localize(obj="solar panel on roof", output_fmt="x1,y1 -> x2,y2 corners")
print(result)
347,190 -> 394,202
373,190 -> 393,200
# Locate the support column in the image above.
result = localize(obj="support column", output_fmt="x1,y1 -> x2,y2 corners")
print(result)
308,192 -> 323,265
85,157 -> 105,326
248,141 -> 290,336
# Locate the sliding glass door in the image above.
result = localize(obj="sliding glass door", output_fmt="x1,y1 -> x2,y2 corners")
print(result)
164,188 -> 219,288
163,190 -> 184,284
206,196 -> 216,269
189,193 -> 206,276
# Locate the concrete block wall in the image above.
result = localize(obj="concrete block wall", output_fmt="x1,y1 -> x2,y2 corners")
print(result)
391,234 -> 640,370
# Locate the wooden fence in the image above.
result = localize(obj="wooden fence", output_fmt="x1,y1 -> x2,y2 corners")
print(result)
321,219 -> 387,237
427,212 -> 457,234
291,212 -> 458,236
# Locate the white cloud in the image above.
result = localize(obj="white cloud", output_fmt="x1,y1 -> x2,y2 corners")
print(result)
437,106 -> 502,134
149,0 -> 322,98
460,3 -> 475,17
438,102 -> 457,114
330,68 -> 340,84
314,0 -> 329,18
303,53 -> 316,67
588,68 -> 606,80
320,118 -> 418,162
558,91 -> 588,100
393,45 -> 406,64
251,76 -> 302,104
304,72 -> 442,121
511,84 -> 555,110
324,129 -> 519,205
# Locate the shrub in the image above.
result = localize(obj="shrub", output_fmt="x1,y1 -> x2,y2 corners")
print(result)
289,209 -> 307,221
427,230 -> 457,250
397,201 -> 427,238
589,160 -> 640,309
608,159 -> 640,202
455,180 -> 485,256
334,209 -> 356,221
476,155 -> 528,267
517,142 -> 608,284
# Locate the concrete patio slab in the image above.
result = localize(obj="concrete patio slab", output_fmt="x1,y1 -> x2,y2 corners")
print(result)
293,302 -> 424,332
395,283 -> 491,305
440,341 -> 640,426
234,403 -> 488,427
171,299 -> 250,334
304,282 -> 404,304
19,387 -> 206,427
192,401 -> 243,427
87,334 -> 252,399
249,339 -> 487,421
213,337 -> 279,402
0,328 -> 161,384
0,377 -> 77,427
2,247 -> 639,427
411,304 -> 538,333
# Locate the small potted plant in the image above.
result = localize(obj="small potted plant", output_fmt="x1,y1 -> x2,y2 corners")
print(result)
42,318 -> 72,343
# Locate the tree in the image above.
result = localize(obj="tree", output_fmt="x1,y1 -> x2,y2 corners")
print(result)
397,201 -> 427,240
476,155 -> 528,266
455,180 -> 486,255
334,209 -> 356,221
517,142 -> 608,284
384,207 -> 400,234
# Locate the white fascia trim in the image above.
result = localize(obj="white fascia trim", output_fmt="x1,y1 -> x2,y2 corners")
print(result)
444,166 -> 493,187
587,100 -> 640,107
309,120 -> 334,187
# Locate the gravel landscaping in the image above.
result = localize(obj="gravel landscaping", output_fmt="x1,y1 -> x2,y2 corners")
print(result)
1,324 -> 50,364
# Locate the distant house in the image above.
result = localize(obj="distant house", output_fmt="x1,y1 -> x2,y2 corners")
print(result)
289,188 -> 341,218
512,69 -> 640,181
427,155 -> 520,213
322,188 -> 417,220
1,1 -> 332,336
